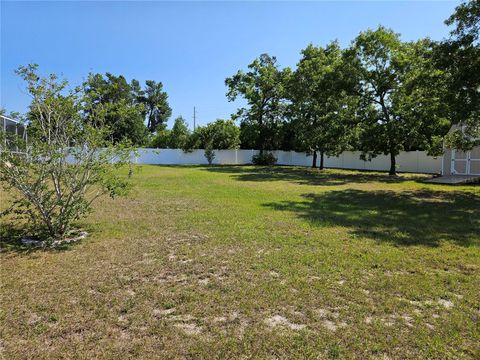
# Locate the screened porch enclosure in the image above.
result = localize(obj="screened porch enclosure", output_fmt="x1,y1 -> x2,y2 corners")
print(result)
0,115 -> 27,154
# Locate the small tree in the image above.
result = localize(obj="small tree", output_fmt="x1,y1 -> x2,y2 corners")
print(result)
204,146 -> 215,165
0,65 -> 132,244
202,119 -> 240,149
251,152 -> 277,166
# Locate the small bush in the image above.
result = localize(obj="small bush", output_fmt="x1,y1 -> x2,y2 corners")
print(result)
252,152 -> 277,166
204,147 -> 216,165
0,65 -> 133,244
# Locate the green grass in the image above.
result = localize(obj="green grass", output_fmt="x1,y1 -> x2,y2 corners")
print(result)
1,165 -> 479,358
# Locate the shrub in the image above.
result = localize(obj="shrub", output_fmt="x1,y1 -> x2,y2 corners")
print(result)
252,152 -> 277,166
204,147 -> 216,165
0,65 -> 133,245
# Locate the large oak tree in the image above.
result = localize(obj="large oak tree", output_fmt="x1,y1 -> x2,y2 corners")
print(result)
353,27 -> 449,175
289,42 -> 359,169
436,0 -> 479,149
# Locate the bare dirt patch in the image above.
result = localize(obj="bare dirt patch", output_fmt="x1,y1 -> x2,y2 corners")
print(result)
169,314 -> 195,322
153,308 -> 176,317
315,308 -> 347,332
264,315 -> 306,331
174,323 -> 202,336
198,278 -> 210,285
322,319 -> 341,331
437,299 -> 454,309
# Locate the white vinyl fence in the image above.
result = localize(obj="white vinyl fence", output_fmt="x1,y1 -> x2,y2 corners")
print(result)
132,148 -> 442,174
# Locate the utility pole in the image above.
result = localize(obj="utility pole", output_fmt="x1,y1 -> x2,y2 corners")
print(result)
193,106 -> 196,131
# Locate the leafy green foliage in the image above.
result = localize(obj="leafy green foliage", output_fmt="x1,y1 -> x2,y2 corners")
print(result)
289,42 -> 359,168
437,0 -> 480,147
204,147 -> 215,165
169,116 -> 190,150
0,65 -> 133,242
0,107 -> 22,120
353,27 -> 450,174
251,152 -> 277,166
185,119 -> 240,150
82,74 -> 172,145
226,54 -> 291,152
83,73 -> 149,145
149,116 -> 191,150
444,127 -> 478,150
138,80 -> 172,132
446,0 -> 479,44
149,125 -> 171,148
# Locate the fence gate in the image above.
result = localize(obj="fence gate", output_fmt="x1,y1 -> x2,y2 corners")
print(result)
470,147 -> 480,175
451,148 -> 480,175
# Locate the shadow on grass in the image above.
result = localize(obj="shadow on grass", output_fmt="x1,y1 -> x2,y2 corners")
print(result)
263,189 -> 480,247
203,165 -> 429,186
0,223 -> 80,254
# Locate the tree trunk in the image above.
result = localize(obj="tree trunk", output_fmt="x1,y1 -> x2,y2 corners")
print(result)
380,100 -> 396,176
319,151 -> 325,170
312,151 -> 317,168
389,151 -> 396,176
258,108 -> 264,155
147,111 -> 152,131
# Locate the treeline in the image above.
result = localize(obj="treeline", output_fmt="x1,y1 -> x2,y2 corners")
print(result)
83,73 -> 171,144
15,1 -> 479,175
21,71 -> 173,146
225,1 -> 479,174
150,117 -> 240,151
35,72 -> 241,152
17,68 -> 241,152
226,31 -> 447,174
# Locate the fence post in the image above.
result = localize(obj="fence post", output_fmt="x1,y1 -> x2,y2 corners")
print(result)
416,151 -> 420,173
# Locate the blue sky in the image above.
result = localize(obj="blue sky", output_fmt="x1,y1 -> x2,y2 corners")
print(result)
1,1 -> 458,129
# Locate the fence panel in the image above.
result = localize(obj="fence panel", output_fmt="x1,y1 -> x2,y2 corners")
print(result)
69,148 -> 441,173
214,150 -> 237,164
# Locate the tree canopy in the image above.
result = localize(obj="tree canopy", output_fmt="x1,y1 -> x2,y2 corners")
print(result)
168,116 -> 190,149
353,27 -> 449,175
226,54 -> 291,153
188,119 -> 240,150
289,42 -> 359,168
139,80 -> 172,132
82,73 -> 171,145
437,0 -> 479,148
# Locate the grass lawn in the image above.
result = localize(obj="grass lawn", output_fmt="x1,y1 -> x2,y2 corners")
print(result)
1,165 -> 479,358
